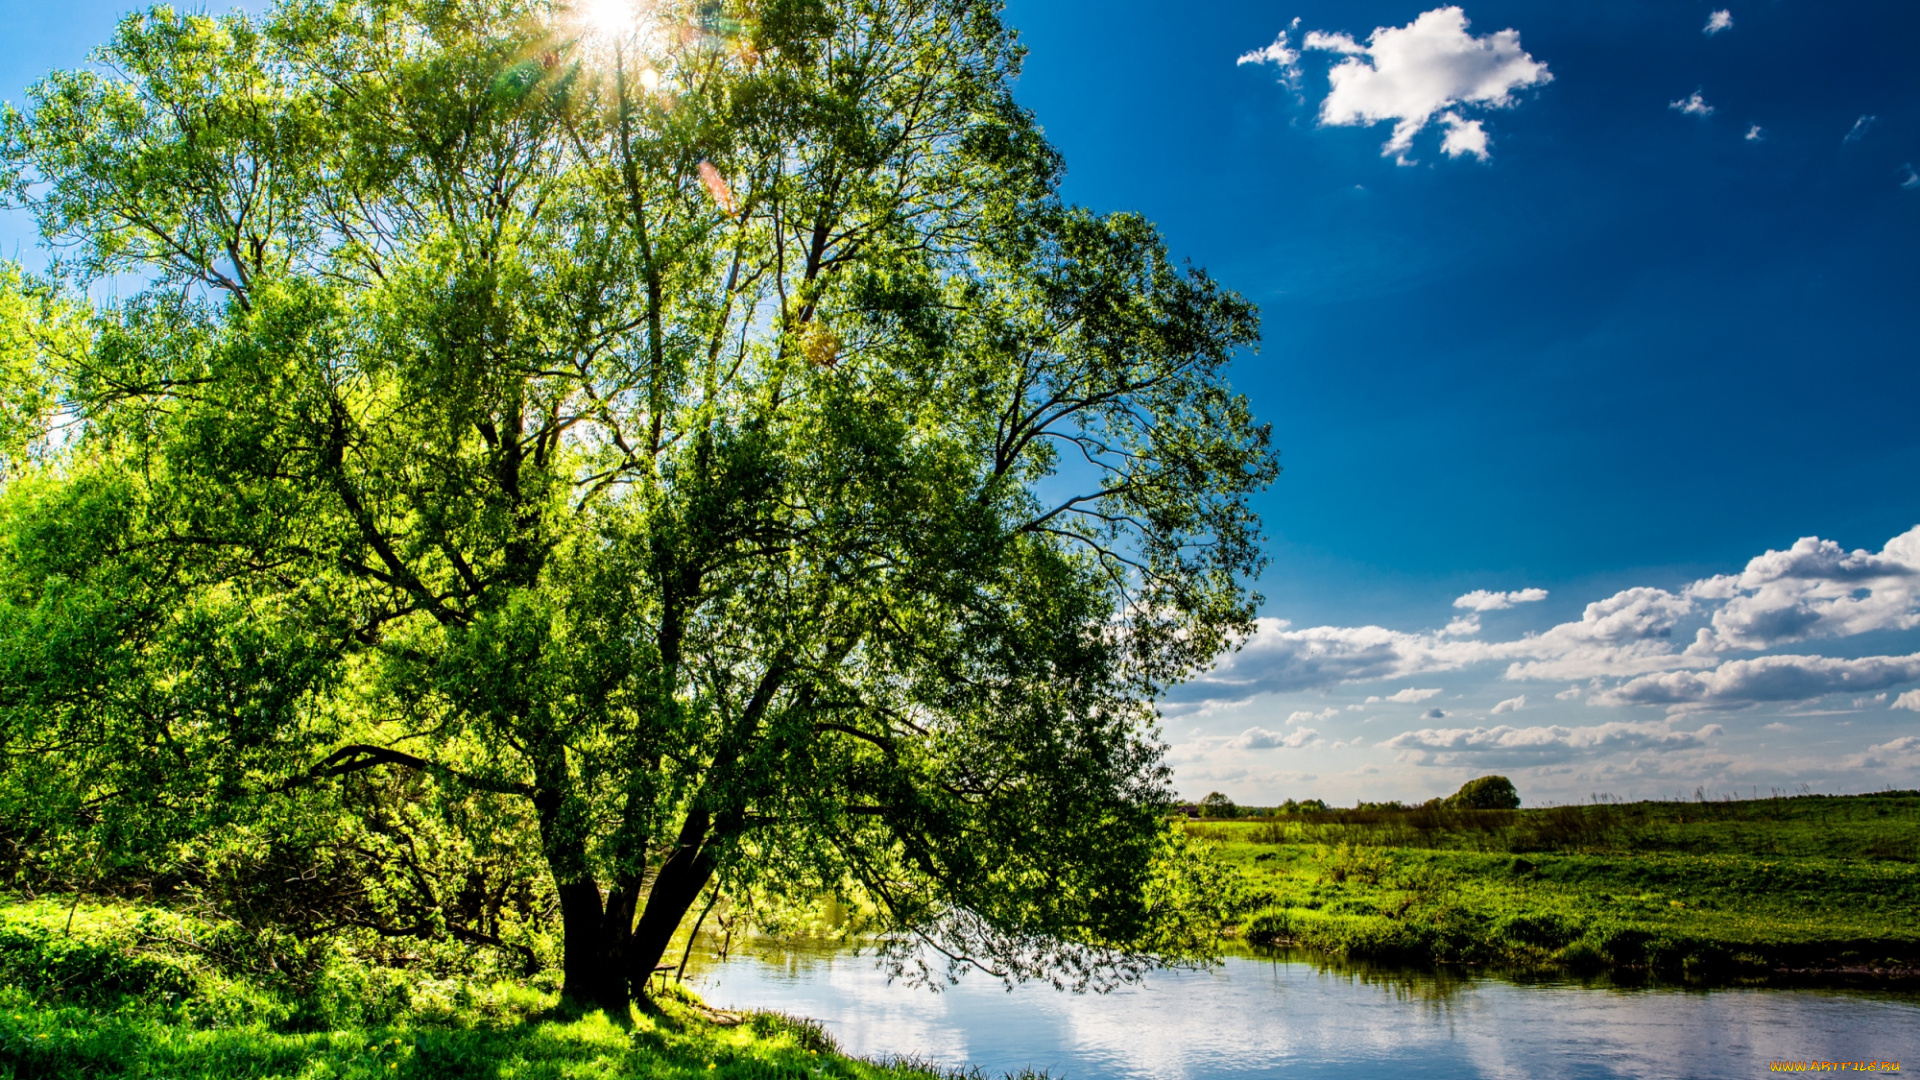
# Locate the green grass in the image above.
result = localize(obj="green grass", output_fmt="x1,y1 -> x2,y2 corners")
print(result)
1189,792 -> 1920,980
0,896 -> 1037,1080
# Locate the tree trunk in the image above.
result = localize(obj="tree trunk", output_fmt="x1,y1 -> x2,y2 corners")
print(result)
555,879 -> 617,1007
626,811 -> 715,1000
538,779 -> 636,1012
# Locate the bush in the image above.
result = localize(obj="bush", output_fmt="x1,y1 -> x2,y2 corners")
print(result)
1448,776 -> 1521,810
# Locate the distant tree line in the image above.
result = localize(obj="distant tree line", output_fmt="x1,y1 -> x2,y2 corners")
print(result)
1182,776 -> 1521,819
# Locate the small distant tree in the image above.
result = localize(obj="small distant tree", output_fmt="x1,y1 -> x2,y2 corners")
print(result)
1449,775 -> 1521,810
1198,792 -> 1238,819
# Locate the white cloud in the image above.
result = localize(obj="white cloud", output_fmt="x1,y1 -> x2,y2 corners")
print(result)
1303,30 -> 1366,55
1238,32 -> 1300,71
1854,694 -> 1888,709
1384,720 -> 1722,765
1230,726 -> 1319,750
1844,115 -> 1877,142
1304,6 -> 1551,163
1165,620 -> 1496,710
1849,735 -> 1920,770
1703,10 -> 1733,35
1556,686 -> 1584,701
1745,125 -> 1765,142
1499,586 -> 1705,682
1895,690 -> 1920,712
1492,694 -> 1527,715
1169,525 -> 1920,717
1670,91 -> 1714,118
1456,588 -> 1549,611
1367,687 -> 1443,704
1287,707 -> 1341,724
1692,527 -> 1920,651
1595,653 -> 1920,712
1902,164 -> 1920,191
1444,614 -> 1482,636
1438,112 -> 1491,161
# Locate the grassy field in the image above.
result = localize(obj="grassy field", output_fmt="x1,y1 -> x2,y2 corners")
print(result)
0,897 -> 1030,1080
1189,791 -> 1920,981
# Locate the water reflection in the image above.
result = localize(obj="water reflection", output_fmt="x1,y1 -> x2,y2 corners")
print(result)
684,936 -> 1920,1080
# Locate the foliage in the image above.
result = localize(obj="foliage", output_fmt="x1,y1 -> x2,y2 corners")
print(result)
0,0 -> 1276,1007
1197,792 -> 1239,819
1447,776 -> 1520,810
0,896 -> 1046,1079
1190,792 -> 1920,979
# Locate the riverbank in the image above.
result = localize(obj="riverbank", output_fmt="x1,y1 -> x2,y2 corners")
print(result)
0,896 -> 1024,1080
1192,791 -> 1920,981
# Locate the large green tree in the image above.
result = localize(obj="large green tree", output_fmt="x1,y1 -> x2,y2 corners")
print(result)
0,0 -> 1275,1010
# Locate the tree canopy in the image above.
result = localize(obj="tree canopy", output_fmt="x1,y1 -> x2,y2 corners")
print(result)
0,0 -> 1276,1010
1449,776 -> 1522,811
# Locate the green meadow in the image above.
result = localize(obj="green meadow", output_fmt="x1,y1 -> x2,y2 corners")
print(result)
1191,791 -> 1920,980
0,897 -> 1028,1080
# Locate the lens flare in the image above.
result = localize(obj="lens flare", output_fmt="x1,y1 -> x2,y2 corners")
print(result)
639,66 -> 660,92
697,160 -> 737,216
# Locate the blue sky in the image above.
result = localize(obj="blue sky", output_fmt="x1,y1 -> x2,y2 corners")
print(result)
5,1 -> 1919,806
1001,0 -> 1920,805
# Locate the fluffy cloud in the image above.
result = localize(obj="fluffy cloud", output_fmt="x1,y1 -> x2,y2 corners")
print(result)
1438,112 -> 1490,161
1237,32 -> 1299,70
1895,690 -> 1920,712
1231,726 -> 1319,750
1168,525 -> 1920,716
1303,7 -> 1551,163
1455,587 -> 1549,611
1164,620 -> 1495,710
1287,707 -> 1341,724
1845,115 -> 1877,143
1745,125 -> 1765,142
1498,586 -> 1704,681
1492,695 -> 1527,715
1384,720 -> 1722,765
1850,735 -> 1920,769
1690,527 -> 1920,651
1670,91 -> 1714,117
1595,653 -> 1920,712
1703,10 -> 1733,35
1367,687 -> 1443,704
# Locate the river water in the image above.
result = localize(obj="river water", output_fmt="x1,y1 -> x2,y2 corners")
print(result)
684,939 -> 1919,1079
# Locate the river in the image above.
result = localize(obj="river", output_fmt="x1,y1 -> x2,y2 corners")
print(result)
683,938 -> 1919,1079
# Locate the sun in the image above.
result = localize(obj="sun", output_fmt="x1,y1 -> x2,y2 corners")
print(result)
578,0 -> 637,38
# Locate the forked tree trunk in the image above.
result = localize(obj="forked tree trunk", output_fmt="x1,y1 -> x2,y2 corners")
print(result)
556,880 -> 625,1009
626,845 -> 716,1000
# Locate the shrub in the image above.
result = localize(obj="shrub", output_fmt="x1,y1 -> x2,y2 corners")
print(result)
1448,776 -> 1521,810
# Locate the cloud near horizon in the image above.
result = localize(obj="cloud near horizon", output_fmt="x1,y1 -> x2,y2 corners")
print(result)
1166,525 -> 1920,718
1384,720 -> 1723,766
1239,6 -> 1552,164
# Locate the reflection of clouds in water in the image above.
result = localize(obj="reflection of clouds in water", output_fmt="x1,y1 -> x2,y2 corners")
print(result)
695,944 -> 1920,1080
